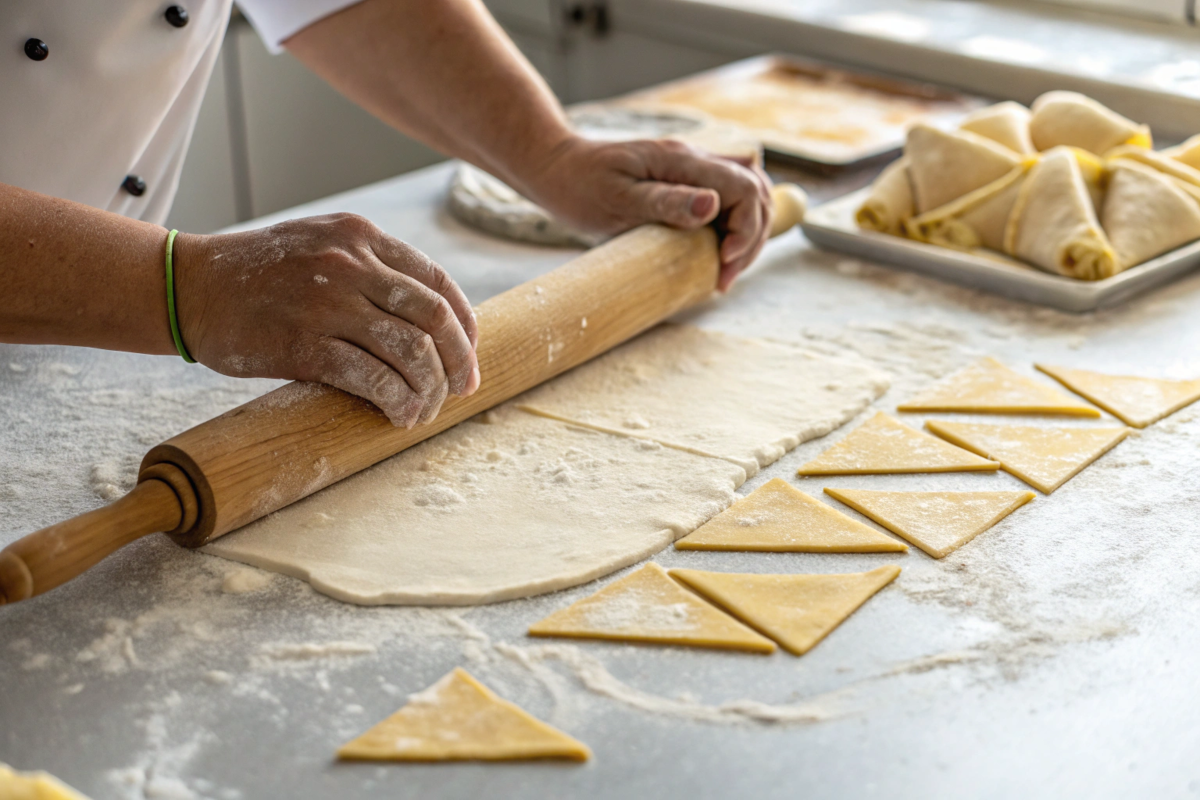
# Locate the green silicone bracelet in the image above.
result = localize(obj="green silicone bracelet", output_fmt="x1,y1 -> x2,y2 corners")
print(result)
164,229 -> 196,364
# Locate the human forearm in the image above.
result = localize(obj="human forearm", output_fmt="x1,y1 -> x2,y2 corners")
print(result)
288,0 -> 774,288
0,182 -> 176,354
286,0 -> 571,195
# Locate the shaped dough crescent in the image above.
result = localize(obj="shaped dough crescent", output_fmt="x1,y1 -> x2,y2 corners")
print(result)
959,101 -> 1035,154
1004,148 -> 1118,280
906,124 -> 1022,214
1029,91 -> 1151,154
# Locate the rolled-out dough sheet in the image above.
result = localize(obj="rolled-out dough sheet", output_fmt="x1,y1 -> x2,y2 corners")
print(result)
205,406 -> 745,605
824,488 -> 1035,558
897,357 -> 1100,417
1036,364 -> 1200,428
675,478 -> 907,552
517,324 -> 891,476
796,412 -> 1000,475
669,566 -> 901,656
338,668 -> 591,762
924,420 -> 1129,494
528,563 -> 776,653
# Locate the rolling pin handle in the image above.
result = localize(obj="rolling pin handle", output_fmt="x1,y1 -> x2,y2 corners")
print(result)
0,550 -> 33,606
0,473 -> 186,605
768,183 -> 808,238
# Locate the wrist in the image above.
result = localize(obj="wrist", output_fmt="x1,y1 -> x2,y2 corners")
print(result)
507,132 -> 592,210
170,232 -> 213,365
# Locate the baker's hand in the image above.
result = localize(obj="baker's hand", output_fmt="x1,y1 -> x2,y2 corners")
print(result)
172,214 -> 480,428
525,136 -> 773,292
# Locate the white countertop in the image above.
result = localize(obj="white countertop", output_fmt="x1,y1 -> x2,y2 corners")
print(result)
2,162 -> 1199,799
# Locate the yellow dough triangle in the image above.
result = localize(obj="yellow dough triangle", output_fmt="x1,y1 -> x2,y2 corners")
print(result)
796,412 -> 999,476
675,478 -> 906,552
337,668 -> 591,762
669,566 -> 901,656
823,488 -> 1034,558
0,764 -> 91,800
528,563 -> 776,653
925,420 -> 1128,494
897,357 -> 1100,416
1036,364 -> 1200,429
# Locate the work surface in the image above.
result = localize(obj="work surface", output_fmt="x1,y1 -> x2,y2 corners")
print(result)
3,162 -> 1199,799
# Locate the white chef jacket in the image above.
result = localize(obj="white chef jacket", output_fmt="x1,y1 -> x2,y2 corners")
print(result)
1,0 -> 362,225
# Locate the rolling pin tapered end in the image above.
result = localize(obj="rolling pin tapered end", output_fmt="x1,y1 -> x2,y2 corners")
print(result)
769,183 -> 808,238
0,549 -> 33,605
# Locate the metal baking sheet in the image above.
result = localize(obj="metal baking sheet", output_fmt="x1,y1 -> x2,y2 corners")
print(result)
802,188 -> 1200,312
622,55 -> 984,173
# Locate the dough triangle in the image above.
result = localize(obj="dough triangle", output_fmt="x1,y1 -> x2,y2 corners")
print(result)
906,124 -> 1022,213
337,668 -> 591,762
1101,160 -> 1200,269
0,763 -> 91,800
1036,364 -> 1200,429
959,101 -> 1035,154
1106,145 -> 1200,191
675,478 -> 907,553
856,157 -> 915,236
528,563 -> 776,653
1004,148 -> 1119,280
1029,91 -> 1151,154
924,420 -> 1128,494
823,488 -> 1035,558
668,566 -> 901,656
796,412 -> 1000,475
905,165 -> 1027,252
896,356 -> 1100,416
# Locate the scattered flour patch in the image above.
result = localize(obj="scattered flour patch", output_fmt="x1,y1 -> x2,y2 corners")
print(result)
260,642 -> 377,661
221,568 -> 273,595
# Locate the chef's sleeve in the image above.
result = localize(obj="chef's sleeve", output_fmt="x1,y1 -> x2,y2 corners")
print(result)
237,0 -> 367,55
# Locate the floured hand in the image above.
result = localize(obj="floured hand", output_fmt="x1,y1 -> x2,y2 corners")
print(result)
521,136 -> 774,291
173,213 -> 479,428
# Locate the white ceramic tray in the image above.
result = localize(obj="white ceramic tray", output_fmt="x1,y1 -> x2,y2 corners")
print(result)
802,188 -> 1200,312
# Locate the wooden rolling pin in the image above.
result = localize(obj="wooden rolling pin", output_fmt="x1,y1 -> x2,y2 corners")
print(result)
0,184 -> 808,605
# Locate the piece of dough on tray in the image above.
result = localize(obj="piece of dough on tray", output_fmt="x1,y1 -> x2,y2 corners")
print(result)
1029,91 -> 1151,155
824,488 -> 1034,558
1036,364 -> 1200,428
959,101 -> 1035,155
675,477 -> 907,553
855,157 -> 915,235
906,124 -> 1022,214
669,566 -> 901,656
904,165 -> 1027,252
1163,133 -> 1200,170
896,356 -> 1100,416
528,563 -> 777,654
1101,160 -> 1200,269
924,420 -> 1128,493
1004,147 -> 1119,280
338,668 -> 591,762
796,412 -> 1000,476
